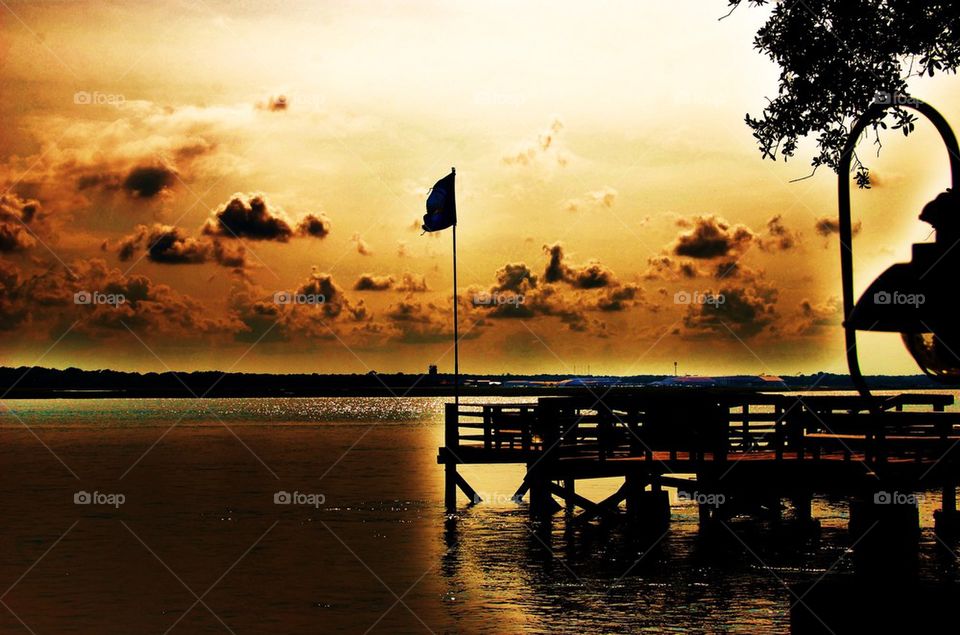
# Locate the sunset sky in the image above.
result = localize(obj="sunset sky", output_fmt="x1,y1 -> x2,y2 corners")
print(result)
2,0 -> 960,376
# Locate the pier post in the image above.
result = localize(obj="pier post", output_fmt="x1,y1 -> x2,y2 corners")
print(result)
563,479 -> 575,517
626,474 -> 670,533
444,402 -> 459,511
527,467 -> 559,518
791,493 -> 812,524
935,483 -> 960,535
850,489 -> 919,575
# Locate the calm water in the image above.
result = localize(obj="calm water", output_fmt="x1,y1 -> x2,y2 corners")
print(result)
1,393 -> 959,633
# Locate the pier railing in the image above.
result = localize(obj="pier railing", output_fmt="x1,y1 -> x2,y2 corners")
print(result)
441,392 -> 960,467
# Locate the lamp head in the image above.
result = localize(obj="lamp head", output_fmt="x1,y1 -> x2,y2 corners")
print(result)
847,189 -> 960,382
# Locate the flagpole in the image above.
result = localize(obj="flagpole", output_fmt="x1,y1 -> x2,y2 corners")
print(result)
451,167 -> 460,407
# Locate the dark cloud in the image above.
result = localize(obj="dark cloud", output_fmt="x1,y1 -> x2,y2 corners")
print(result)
595,284 -> 643,311
0,260 -> 29,329
814,216 -> 862,238
296,271 -> 366,321
354,274 -> 395,291
0,257 -> 238,338
673,215 -> 755,259
123,165 -> 177,199
230,271 -> 367,343
493,262 -> 538,294
296,213 -> 332,238
542,242 -> 616,288
643,255 -> 703,281
112,224 -> 246,268
383,298 -> 457,344
143,225 -> 209,264
714,260 -> 740,279
467,246 -> 632,335
76,164 -> 179,200
543,243 -> 567,283
0,194 -> 39,252
211,240 -> 247,268
203,194 -> 294,241
683,281 -> 778,338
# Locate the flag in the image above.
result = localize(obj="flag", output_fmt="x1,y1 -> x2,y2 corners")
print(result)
422,169 -> 456,232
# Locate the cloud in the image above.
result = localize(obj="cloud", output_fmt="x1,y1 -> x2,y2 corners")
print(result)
757,215 -> 800,252
203,194 -> 294,241
789,296 -> 841,335
122,165 -> 178,199
397,241 -> 409,257
682,278 -> 778,338
542,242 -> 616,288
493,262 -> 538,294
138,224 -> 209,264
0,194 -> 40,252
111,223 -> 247,268
673,215 -> 755,259
352,232 -> 373,255
644,255 -> 703,281
229,271 -> 367,343
354,273 -> 394,291
0,100 -> 231,237
257,95 -> 288,112
0,257 -> 239,338
383,297 -> 458,344
502,118 -> 568,167
295,271 -> 364,321
296,213 -> 332,238
595,284 -> 644,312
395,272 -> 428,293
563,187 -> 618,212
466,249 -> 622,335
814,216 -> 862,238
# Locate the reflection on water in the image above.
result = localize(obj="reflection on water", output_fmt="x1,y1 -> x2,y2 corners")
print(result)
0,393 -> 957,633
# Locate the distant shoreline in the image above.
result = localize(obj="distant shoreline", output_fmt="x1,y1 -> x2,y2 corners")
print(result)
0,366 -> 954,399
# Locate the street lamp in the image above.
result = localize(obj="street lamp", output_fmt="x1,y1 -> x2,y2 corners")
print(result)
839,97 -> 960,396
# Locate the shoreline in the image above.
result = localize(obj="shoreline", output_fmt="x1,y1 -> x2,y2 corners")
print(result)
1,385 -> 955,399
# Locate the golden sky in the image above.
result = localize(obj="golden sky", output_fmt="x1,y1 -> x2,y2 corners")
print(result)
2,0 -> 959,376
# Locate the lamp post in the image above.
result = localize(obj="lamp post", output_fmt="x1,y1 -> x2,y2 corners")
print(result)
838,97 -> 960,397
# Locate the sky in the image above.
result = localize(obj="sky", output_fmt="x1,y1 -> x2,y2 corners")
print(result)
2,0 -> 960,376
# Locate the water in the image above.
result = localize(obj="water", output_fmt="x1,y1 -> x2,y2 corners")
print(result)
1,394 -> 958,633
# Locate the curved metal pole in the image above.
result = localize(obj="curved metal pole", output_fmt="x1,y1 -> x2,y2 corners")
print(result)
838,98 -> 960,398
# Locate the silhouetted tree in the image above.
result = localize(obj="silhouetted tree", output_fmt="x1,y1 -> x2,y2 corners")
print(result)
728,1 -> 960,186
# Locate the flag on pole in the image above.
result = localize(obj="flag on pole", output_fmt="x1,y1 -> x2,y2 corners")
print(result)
422,169 -> 456,232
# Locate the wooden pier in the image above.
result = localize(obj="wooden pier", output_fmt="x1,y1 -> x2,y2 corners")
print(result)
438,391 -> 960,536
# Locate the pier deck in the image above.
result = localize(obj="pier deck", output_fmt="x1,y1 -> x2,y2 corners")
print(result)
438,391 -> 960,531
